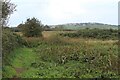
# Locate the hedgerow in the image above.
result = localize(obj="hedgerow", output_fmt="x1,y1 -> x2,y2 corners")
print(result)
2,29 -> 26,64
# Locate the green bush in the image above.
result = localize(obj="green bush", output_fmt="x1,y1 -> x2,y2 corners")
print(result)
21,17 -> 43,37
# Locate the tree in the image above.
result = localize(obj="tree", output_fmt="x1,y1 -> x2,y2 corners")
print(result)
22,17 -> 43,37
2,0 -> 17,57
2,0 -> 16,27
44,25 -> 51,31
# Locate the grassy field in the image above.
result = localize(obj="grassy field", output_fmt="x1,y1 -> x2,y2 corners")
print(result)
3,31 -> 119,78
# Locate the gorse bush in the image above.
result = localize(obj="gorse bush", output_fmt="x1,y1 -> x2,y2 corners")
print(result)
60,28 -> 118,40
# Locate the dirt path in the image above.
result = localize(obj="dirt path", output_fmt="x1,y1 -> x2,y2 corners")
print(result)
15,68 -> 25,75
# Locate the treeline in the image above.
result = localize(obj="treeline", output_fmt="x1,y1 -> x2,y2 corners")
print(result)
60,28 -> 118,40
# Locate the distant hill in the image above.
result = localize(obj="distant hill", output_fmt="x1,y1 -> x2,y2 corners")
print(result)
52,23 -> 118,30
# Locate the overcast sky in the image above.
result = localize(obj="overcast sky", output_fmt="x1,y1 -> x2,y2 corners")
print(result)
9,0 -> 119,27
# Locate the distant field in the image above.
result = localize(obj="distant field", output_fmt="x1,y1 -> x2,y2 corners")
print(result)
54,23 -> 118,30
42,31 -> 76,38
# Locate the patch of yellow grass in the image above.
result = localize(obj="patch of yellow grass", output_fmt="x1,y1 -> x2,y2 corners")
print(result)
42,31 -> 76,39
